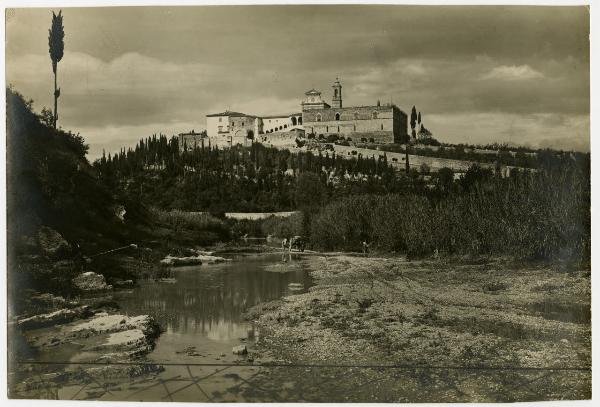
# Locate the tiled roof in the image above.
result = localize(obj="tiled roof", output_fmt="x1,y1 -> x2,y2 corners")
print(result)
304,89 -> 321,95
261,113 -> 302,119
206,110 -> 254,118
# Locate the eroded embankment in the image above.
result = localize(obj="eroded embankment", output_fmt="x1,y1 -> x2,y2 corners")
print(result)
243,255 -> 591,402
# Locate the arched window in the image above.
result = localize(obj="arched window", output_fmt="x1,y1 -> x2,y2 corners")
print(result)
298,116 -> 303,125
372,112 -> 378,119
291,117 -> 297,126
316,114 -> 322,122
381,124 -> 384,130
280,126 -> 283,130
284,124 -> 287,129
335,113 -> 340,121
334,89 -> 338,97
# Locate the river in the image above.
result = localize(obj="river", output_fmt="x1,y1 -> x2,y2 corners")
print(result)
58,253 -> 313,401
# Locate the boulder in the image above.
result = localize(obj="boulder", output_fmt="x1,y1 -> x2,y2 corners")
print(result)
72,272 -> 112,292
112,279 -> 134,288
160,255 -> 203,267
113,205 -> 126,221
71,314 -> 160,338
27,292 -> 79,313
37,226 -> 70,257
93,329 -> 150,352
232,345 -> 248,355
17,306 -> 91,330
160,253 -> 230,267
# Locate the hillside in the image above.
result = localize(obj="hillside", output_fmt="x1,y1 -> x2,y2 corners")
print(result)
6,88 -> 157,297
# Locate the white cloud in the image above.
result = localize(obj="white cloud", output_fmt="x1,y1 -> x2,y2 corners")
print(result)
480,65 -> 544,81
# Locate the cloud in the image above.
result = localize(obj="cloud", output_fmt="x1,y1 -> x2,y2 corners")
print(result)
5,5 -> 589,156
425,112 -> 589,152
480,65 -> 544,81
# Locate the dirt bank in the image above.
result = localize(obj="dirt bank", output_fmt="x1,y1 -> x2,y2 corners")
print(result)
243,255 -> 591,402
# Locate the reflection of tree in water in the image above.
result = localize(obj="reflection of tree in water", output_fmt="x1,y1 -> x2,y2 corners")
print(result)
116,259 -> 311,338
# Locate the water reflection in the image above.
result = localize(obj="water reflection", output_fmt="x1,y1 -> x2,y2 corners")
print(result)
115,254 -> 311,341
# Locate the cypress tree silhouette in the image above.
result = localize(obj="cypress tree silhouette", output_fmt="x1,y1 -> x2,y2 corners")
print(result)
48,10 -> 64,129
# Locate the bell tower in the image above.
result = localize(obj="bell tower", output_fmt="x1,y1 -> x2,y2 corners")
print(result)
332,77 -> 342,109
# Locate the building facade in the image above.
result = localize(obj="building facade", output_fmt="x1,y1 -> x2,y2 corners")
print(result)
204,78 -> 408,147
206,111 -> 262,146
262,114 -> 303,133
178,130 -> 207,151
301,79 -> 408,144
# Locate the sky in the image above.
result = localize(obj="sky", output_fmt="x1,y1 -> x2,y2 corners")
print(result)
5,5 -> 590,159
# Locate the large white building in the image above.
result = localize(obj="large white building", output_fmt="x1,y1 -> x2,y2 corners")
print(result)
202,78 -> 407,147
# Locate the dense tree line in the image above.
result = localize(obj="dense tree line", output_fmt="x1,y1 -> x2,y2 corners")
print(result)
310,152 -> 590,264
93,135 -> 421,212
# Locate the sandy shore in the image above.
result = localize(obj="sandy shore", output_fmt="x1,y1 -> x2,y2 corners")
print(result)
243,254 -> 591,402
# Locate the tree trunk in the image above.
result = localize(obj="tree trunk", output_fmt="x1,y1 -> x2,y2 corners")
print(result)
53,67 -> 58,129
53,68 -> 58,129
405,145 -> 410,173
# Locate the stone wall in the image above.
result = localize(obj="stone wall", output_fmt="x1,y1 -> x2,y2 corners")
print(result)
229,116 -> 260,137
302,105 -> 407,143
178,133 -> 207,151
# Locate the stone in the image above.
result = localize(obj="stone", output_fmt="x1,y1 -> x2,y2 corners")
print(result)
113,205 -> 126,221
160,255 -> 203,267
72,271 -> 111,291
96,329 -> 148,351
71,314 -> 160,338
17,306 -> 91,330
37,226 -> 70,257
160,253 -> 230,267
232,345 -> 248,355
112,279 -> 134,288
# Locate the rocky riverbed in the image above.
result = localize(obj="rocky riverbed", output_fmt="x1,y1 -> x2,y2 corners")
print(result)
242,255 -> 591,402
9,288 -> 163,399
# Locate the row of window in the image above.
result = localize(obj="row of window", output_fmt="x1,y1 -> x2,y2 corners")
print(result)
310,124 -> 385,132
265,125 -> 288,133
220,116 -> 302,125
316,112 -> 379,122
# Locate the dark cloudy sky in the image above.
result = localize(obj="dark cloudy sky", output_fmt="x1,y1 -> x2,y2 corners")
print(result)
6,5 -> 590,158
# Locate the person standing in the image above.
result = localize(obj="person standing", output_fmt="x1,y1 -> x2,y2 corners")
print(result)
281,237 -> 288,262
362,240 -> 370,257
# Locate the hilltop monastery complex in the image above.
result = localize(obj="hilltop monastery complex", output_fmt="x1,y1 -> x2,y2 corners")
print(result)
179,79 -> 409,150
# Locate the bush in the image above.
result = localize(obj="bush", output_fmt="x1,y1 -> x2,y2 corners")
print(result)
150,208 -> 230,241
309,163 -> 589,263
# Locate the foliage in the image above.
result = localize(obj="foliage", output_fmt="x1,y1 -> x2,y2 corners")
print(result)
378,143 -> 572,169
93,136 -> 409,213
6,87 -> 106,245
229,213 -> 304,239
410,106 -> 417,131
310,160 -> 590,263
48,10 -> 64,73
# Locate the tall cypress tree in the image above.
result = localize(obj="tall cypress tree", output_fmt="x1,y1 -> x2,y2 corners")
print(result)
48,10 -> 64,128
